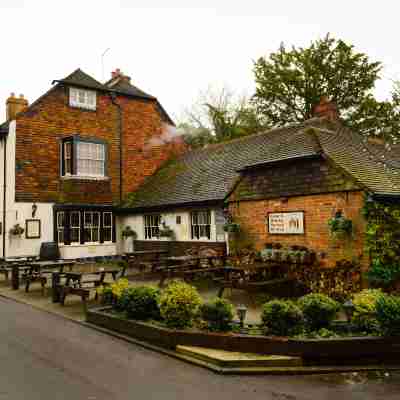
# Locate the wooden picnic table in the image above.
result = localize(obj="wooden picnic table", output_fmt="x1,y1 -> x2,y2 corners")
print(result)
58,268 -> 121,312
22,260 -> 76,293
123,250 -> 169,274
216,263 -> 295,297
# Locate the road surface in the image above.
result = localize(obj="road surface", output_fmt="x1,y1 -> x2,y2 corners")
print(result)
0,297 -> 399,400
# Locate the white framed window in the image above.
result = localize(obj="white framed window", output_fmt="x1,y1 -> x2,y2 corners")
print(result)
191,210 -> 211,240
144,215 -> 161,239
77,142 -> 105,177
69,87 -> 96,110
61,139 -> 106,178
57,212 -> 65,244
103,212 -> 113,242
70,211 -> 81,244
84,212 -> 100,243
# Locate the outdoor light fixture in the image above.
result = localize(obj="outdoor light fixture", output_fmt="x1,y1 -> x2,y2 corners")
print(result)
31,203 -> 38,218
237,304 -> 247,328
343,299 -> 355,323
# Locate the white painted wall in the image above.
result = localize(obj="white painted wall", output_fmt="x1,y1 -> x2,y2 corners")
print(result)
0,120 -> 117,259
120,208 -> 227,244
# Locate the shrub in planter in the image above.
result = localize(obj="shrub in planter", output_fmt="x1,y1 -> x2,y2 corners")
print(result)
261,299 -> 303,336
299,293 -> 339,330
376,294 -> 400,336
97,285 -> 114,305
125,286 -> 161,320
352,289 -> 384,333
199,298 -> 234,332
159,281 -> 202,329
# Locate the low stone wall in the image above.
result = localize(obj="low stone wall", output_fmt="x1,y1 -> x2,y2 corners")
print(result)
87,307 -> 400,363
133,240 -> 227,256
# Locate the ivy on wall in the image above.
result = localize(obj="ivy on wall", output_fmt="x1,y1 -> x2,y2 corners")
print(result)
362,196 -> 400,287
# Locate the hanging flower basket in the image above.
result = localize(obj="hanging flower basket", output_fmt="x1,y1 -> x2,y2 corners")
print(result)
121,226 -> 137,240
328,212 -> 353,237
223,222 -> 240,233
9,223 -> 24,237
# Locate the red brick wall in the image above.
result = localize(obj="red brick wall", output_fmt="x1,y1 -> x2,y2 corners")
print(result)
14,85 -> 186,204
228,191 -> 368,270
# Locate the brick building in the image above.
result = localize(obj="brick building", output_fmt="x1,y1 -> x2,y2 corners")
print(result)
121,100 -> 400,269
0,68 -> 185,259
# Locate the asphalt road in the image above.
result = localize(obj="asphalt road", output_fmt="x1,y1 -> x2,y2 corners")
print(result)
0,297 -> 399,400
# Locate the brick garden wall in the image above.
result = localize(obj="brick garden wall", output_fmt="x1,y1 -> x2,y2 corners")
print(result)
14,85 -> 186,204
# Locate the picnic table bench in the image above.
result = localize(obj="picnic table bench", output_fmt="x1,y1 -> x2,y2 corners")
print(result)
59,268 -> 122,312
215,263 -> 296,298
23,260 -> 76,294
123,250 -> 169,274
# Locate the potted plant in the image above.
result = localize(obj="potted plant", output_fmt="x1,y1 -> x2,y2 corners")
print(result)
121,226 -> 137,252
9,223 -> 24,237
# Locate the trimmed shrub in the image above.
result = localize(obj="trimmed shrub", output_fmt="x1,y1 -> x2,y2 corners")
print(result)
376,294 -> 400,336
261,299 -> 303,336
97,284 -> 114,305
199,298 -> 234,332
159,281 -> 202,329
299,293 -> 339,330
352,289 -> 383,333
125,286 -> 161,320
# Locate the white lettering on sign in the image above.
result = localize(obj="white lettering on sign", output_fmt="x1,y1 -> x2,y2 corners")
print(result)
268,212 -> 304,234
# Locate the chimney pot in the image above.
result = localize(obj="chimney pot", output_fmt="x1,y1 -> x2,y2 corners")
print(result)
312,96 -> 339,121
6,93 -> 29,121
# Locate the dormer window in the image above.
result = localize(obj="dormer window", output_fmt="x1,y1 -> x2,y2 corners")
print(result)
69,87 -> 96,110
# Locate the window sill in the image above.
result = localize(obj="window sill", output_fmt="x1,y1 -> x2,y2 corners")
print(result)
59,242 -> 115,247
61,175 -> 109,181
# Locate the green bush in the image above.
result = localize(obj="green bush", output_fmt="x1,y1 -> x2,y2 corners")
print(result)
376,294 -> 400,336
159,281 -> 202,329
299,293 -> 339,330
125,286 -> 161,320
352,289 -> 383,333
199,298 -> 234,332
261,299 -> 303,336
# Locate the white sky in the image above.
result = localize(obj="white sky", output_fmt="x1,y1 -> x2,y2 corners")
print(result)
1,0 -> 400,123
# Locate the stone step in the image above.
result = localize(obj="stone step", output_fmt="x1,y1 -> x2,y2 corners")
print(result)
176,345 -> 302,369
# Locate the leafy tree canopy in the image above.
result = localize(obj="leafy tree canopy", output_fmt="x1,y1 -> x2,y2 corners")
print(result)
252,34 -> 400,142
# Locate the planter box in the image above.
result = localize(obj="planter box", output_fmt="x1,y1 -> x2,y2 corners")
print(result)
87,307 -> 400,362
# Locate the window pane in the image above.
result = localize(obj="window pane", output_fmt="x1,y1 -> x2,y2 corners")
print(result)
93,213 -> 100,227
103,212 -> 112,227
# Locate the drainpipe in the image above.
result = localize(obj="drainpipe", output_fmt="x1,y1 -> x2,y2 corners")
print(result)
110,92 -> 123,205
2,136 -> 7,258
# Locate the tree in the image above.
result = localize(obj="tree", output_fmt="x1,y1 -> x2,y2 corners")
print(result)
179,86 -> 265,148
252,34 -> 400,142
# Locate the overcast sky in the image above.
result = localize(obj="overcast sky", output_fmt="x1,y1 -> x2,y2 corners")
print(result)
1,0 -> 400,123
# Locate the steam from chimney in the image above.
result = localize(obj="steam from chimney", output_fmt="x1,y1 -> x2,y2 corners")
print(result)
144,124 -> 184,153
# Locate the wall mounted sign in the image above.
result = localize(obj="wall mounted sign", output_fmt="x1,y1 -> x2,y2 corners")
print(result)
267,211 -> 304,235
25,219 -> 41,239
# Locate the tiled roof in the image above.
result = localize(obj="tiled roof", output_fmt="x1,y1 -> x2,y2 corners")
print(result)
53,68 -> 106,91
54,69 -> 174,124
124,118 -> 400,211
315,127 -> 400,196
108,79 -> 156,100
0,121 -> 9,136
122,119 -> 326,210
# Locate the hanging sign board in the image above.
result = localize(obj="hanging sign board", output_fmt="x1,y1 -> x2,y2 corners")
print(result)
267,211 -> 304,235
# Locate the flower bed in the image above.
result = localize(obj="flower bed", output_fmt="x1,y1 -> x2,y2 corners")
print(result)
86,306 -> 400,363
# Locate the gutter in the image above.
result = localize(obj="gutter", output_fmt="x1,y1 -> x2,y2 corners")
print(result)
2,135 -> 6,258
110,93 -> 123,205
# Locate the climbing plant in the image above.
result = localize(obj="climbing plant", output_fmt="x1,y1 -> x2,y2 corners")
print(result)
362,196 -> 400,288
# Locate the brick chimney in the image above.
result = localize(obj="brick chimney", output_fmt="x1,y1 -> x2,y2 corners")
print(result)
6,93 -> 28,120
108,68 -> 131,86
312,96 -> 339,121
